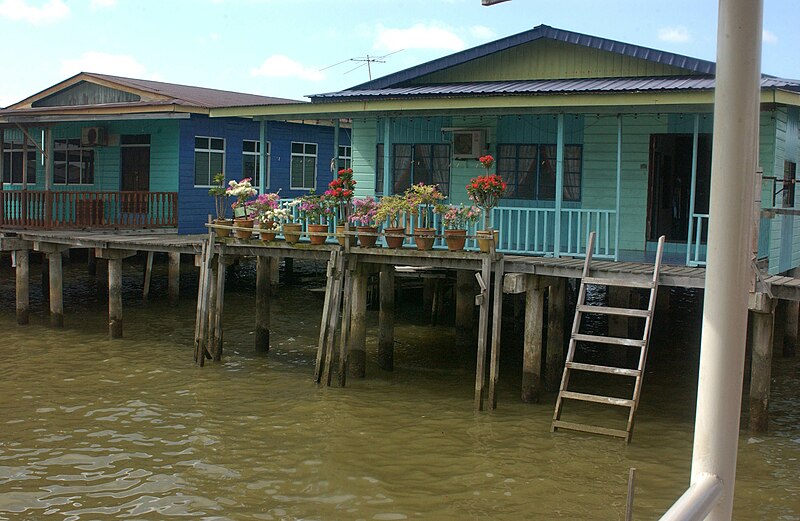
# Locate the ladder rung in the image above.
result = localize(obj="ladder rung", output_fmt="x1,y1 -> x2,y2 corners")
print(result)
583,276 -> 654,289
561,391 -> 635,407
552,420 -> 630,439
572,333 -> 645,348
576,304 -> 650,318
565,362 -> 641,377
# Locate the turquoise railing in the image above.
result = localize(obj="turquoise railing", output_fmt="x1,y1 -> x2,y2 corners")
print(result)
687,213 -> 709,266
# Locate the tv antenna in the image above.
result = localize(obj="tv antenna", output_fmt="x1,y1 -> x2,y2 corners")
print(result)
321,49 -> 403,80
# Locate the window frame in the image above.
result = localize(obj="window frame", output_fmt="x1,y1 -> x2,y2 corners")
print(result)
53,138 -> 94,186
243,139 -> 270,188
194,136 -> 226,187
390,143 -> 451,196
290,141 -> 318,190
338,145 -> 352,171
496,143 -> 582,202
2,141 -> 37,185
783,160 -> 797,209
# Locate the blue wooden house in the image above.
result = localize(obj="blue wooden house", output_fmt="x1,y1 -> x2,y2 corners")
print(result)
214,25 -> 800,272
0,72 -> 350,234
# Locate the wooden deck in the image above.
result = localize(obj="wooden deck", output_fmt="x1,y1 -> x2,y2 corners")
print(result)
0,229 -> 204,255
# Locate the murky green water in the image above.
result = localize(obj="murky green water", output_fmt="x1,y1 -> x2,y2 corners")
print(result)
0,254 -> 798,520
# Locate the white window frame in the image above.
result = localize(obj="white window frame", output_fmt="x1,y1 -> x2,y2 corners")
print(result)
338,144 -> 352,171
194,136 -> 225,187
54,138 -> 94,186
243,139 -> 270,188
290,141 -> 318,190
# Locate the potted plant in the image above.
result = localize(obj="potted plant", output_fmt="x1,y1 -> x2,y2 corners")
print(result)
325,168 -> 357,246
375,194 -> 410,249
282,199 -> 303,244
349,196 -> 379,248
467,157 -> 507,252
435,203 -> 482,251
298,191 -> 333,245
250,192 -> 282,241
226,177 -> 258,239
405,183 -> 445,251
208,172 -> 232,237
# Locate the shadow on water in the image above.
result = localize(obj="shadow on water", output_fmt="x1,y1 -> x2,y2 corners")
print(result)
0,252 -> 797,520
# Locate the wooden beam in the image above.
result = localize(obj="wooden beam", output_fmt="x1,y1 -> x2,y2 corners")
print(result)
546,278 -> 566,391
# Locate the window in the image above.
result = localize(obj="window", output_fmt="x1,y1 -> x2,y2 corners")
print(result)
784,160 -> 797,208
391,143 -> 451,195
243,140 -> 270,187
194,136 -> 225,186
2,141 -> 36,184
497,144 -> 581,201
54,139 -> 94,185
290,142 -> 317,189
338,145 -> 352,170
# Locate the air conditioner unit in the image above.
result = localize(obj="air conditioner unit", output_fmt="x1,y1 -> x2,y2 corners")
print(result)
451,129 -> 485,159
81,126 -> 108,147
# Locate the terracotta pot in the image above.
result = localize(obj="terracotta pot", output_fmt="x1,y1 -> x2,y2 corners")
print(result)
477,229 -> 499,253
257,220 -> 276,241
214,218 -> 232,238
233,217 -> 255,239
384,227 -> 406,249
444,229 -> 467,251
357,226 -> 379,248
308,223 -> 329,245
336,225 -> 357,247
414,227 -> 436,251
282,223 -> 302,244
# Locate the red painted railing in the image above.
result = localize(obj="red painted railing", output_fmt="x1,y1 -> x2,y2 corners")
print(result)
0,190 -> 177,229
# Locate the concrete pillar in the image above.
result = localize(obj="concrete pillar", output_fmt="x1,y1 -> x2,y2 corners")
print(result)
168,252 -> 181,305
749,303 -> 774,432
456,269 -> 474,349
255,256 -> 271,353
48,252 -> 64,327
15,249 -> 30,325
108,257 -> 123,338
545,278 -> 566,391
522,276 -> 545,403
378,265 -> 395,371
348,266 -> 368,378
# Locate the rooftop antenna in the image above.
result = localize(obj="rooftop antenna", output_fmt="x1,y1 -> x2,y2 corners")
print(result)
321,49 -> 404,80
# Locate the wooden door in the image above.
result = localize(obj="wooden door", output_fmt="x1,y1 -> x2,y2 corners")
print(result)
120,135 -> 150,213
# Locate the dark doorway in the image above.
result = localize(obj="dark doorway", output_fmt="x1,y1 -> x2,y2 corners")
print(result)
647,134 -> 712,242
120,135 -> 151,213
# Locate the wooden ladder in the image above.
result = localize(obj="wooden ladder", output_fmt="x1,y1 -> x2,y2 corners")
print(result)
551,232 -> 665,442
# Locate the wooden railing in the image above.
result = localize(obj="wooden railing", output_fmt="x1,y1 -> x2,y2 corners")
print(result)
0,190 -> 177,229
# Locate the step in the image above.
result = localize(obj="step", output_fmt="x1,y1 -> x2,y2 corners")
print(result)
551,419 -> 630,439
565,362 -> 641,377
561,390 -> 635,407
572,333 -> 645,348
583,276 -> 655,289
576,304 -> 650,318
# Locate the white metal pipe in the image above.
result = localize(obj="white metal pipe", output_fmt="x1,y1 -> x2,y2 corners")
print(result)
690,1 -> 763,520
660,474 -> 724,521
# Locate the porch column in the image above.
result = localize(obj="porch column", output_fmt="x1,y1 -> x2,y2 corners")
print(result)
21,133 -> 28,222
554,114 -> 564,257
258,119 -> 268,195
44,127 -> 53,226
383,118 -> 392,195
333,118 -> 340,172
614,115 -> 622,260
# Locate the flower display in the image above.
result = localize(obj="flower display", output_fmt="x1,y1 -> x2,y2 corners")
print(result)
226,177 -> 258,216
297,191 -> 333,225
375,194 -> 410,229
208,172 -> 230,220
250,192 -> 285,225
349,197 -> 379,226
325,168 -> 357,221
435,204 -> 482,230
478,154 -> 495,169
404,183 -> 446,229
467,174 -> 507,229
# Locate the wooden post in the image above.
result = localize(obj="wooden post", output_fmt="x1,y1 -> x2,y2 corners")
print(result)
488,258 -> 505,410
206,259 -> 218,358
270,255 -> 280,287
522,275 -> 545,403
143,251 -> 154,301
546,278 -> 566,392
255,255 -> 272,353
423,278 -> 435,322
474,256 -> 492,410
456,269 -> 474,349
378,265 -> 395,371
87,248 -> 97,276
337,258 -> 357,387
749,295 -> 775,432
322,253 -> 345,386
48,252 -> 64,327
315,251 -> 339,382
168,252 -> 181,305
348,264 -> 368,378
212,254 -> 229,361
15,248 -> 30,325
108,257 -> 123,338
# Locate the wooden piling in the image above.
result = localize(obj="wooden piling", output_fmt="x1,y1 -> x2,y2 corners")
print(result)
348,264 -> 368,378
87,248 -> 97,276
456,269 -> 474,349
40,253 -> 49,300
423,278 -> 435,322
321,253 -> 345,386
212,254 -> 228,361
255,256 -> 272,353
749,295 -> 775,432
15,248 -> 30,325
108,257 -> 123,338
378,265 -> 395,371
546,278 -> 566,392
168,252 -> 181,305
143,251 -> 154,301
474,256 -> 492,411
522,275 -> 545,403
48,252 -> 64,328
488,258 -> 505,410
315,251 -> 339,382
206,260 -> 218,358
337,258 -> 357,387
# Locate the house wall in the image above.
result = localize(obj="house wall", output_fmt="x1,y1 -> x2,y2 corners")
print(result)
767,107 -> 800,274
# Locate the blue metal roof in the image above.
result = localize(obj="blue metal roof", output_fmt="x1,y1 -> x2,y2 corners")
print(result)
345,25 -> 718,92
310,76 -> 800,102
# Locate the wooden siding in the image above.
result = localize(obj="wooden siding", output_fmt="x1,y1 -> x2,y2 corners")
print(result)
413,39 -> 702,85
351,118 -> 379,196
766,107 -> 800,274
32,81 -> 140,108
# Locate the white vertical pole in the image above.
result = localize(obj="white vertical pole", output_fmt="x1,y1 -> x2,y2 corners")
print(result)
258,119 -> 267,192
686,114 -> 700,265
691,1 -> 763,519
615,115 -> 622,261
554,113 -> 564,257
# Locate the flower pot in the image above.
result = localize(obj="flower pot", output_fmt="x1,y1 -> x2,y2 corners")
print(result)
336,225 -> 357,247
444,229 -> 467,251
257,220 -> 276,241
308,223 -> 329,245
384,227 -> 406,249
214,218 -> 232,238
282,223 -> 302,244
414,227 -> 436,251
233,217 -> 255,239
477,229 -> 499,253
356,226 -> 379,248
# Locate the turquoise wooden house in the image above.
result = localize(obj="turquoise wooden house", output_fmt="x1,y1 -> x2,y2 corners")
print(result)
214,25 -> 800,272
0,72 -> 350,235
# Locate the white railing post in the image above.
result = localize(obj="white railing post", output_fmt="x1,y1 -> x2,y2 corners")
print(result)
615,114 -> 622,260
659,474 -> 724,521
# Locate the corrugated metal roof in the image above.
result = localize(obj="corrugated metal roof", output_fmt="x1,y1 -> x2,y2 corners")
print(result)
348,25 -> 718,91
311,76 -> 800,101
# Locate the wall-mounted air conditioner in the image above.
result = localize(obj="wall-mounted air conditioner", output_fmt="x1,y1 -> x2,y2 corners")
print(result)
81,126 -> 108,147
450,129 -> 486,159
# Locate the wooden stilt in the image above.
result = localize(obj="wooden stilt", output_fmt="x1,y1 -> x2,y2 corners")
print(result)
206,259 -> 218,359
378,265 -> 395,371
522,275 -> 545,403
87,248 -> 97,276
270,255 -> 280,288
15,248 -> 30,325
488,257 -> 505,409
456,269 -> 474,349
212,254 -> 228,361
546,278 -> 566,392
194,226 -> 215,366
314,251 -> 338,382
168,252 -> 181,305
143,251 -> 154,301
49,251 -> 64,327
348,264 -> 368,378
474,256 -> 492,411
749,296 -> 775,432
255,255 -> 272,354
337,258 -> 357,387
108,257 -> 123,338
423,278 -> 435,321
321,252 -> 345,386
